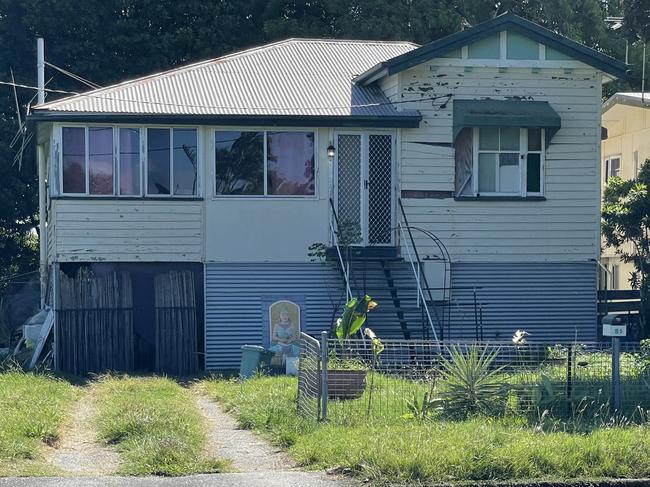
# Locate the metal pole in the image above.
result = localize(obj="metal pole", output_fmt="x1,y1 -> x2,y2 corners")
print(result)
320,331 -> 328,422
642,42 -> 647,104
473,288 -> 479,341
612,337 -> 621,412
566,343 -> 573,415
37,38 -> 45,105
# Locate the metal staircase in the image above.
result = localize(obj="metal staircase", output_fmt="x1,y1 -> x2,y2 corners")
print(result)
328,198 -> 457,341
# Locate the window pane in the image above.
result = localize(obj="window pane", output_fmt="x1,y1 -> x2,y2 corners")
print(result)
215,131 -> 264,195
119,128 -> 140,195
62,127 -> 86,194
500,128 -> 519,151
147,129 -> 170,195
528,128 -> 542,151
267,132 -> 315,196
479,128 -> 498,150
478,153 -> 496,193
173,129 -> 198,195
526,153 -> 541,193
88,127 -> 113,195
498,153 -> 519,193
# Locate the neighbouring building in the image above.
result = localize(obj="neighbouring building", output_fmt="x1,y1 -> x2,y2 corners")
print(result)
29,13 -> 627,374
601,92 -> 650,290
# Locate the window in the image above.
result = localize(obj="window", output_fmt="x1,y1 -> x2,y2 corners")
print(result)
146,128 -> 198,196
119,128 -> 141,196
62,126 -> 114,195
604,156 -> 621,182
472,127 -> 543,196
215,131 -> 315,196
60,125 -> 199,197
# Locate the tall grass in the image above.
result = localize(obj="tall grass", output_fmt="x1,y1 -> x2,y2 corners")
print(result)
204,375 -> 650,484
93,375 -> 227,476
0,370 -> 79,476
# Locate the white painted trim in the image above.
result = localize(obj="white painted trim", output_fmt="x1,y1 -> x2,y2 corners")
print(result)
427,58 -> 591,69
539,43 -> 546,61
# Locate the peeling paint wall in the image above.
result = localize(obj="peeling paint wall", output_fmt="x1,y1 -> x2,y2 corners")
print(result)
397,63 -> 602,263
51,199 -> 203,262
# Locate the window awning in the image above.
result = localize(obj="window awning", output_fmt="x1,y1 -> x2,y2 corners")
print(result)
453,100 -> 561,145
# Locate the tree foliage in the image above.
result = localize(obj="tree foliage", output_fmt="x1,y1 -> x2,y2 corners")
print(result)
602,159 -> 650,333
0,0 -> 639,286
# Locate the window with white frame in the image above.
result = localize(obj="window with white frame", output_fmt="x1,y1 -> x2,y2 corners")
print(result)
472,127 -> 543,196
604,155 -> 621,182
60,126 -> 198,197
215,130 -> 315,196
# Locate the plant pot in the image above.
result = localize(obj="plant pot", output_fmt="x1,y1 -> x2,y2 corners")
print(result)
327,369 -> 367,400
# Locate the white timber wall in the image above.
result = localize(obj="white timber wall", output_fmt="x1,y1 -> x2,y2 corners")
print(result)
51,199 -> 203,262
204,127 -> 331,263
397,63 -> 603,263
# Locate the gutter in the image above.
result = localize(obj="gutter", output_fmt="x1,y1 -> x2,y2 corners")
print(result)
27,111 -> 422,129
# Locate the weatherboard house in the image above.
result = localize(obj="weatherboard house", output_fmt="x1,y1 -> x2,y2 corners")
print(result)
30,13 -> 626,374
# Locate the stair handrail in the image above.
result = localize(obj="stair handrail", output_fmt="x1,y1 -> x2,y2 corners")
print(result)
329,198 -> 353,301
397,198 -> 440,341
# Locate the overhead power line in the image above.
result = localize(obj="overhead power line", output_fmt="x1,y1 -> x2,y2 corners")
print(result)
44,61 -> 101,89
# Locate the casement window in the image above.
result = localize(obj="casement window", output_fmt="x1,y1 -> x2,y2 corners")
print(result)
454,127 -> 543,197
62,126 -> 114,195
215,130 -> 315,196
604,155 -> 621,182
475,127 -> 543,196
60,125 -> 198,197
146,128 -> 198,196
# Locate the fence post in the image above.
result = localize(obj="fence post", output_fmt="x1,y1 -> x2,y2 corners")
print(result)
612,337 -> 621,412
320,331 -> 328,422
566,343 -> 573,415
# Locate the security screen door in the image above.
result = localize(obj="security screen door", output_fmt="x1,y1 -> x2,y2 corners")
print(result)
336,133 -> 394,246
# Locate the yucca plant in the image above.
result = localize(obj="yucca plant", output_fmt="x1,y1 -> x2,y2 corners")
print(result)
437,345 -> 508,419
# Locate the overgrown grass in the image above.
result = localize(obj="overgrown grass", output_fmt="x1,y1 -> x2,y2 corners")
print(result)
0,370 -> 79,476
93,375 -> 227,476
202,375 -> 650,485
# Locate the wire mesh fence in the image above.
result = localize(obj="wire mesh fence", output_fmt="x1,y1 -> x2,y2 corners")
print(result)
297,332 -> 322,421
297,337 -> 650,425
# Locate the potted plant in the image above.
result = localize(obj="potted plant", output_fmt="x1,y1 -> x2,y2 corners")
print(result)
327,295 -> 378,400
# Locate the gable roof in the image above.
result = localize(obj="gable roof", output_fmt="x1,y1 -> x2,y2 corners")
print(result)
31,39 -> 421,127
603,92 -> 650,114
355,12 -> 627,85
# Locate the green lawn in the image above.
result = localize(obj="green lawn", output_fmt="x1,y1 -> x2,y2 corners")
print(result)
0,370 -> 79,476
93,375 -> 228,476
202,375 -> 650,485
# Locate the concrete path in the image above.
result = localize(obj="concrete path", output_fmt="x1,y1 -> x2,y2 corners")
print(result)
195,395 -> 296,473
47,390 -> 120,475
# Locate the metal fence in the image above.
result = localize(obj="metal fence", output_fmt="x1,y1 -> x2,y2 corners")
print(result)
297,332 -> 324,420
297,335 -> 650,425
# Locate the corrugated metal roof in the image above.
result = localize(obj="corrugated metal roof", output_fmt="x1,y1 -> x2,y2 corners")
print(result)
602,92 -> 650,114
35,39 -> 419,119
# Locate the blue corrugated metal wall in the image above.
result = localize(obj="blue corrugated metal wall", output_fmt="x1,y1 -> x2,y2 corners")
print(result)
446,262 -> 598,342
205,263 -> 345,369
205,261 -> 598,369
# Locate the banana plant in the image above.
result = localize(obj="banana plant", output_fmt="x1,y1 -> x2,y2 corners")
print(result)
335,295 -> 378,340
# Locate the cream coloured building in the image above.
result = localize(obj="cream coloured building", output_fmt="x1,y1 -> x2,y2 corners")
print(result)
601,93 -> 650,290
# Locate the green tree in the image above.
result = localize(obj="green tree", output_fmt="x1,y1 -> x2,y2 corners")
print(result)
602,159 -> 650,335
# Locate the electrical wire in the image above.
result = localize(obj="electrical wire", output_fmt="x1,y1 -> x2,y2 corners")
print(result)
0,79 -> 453,112
44,61 -> 101,89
